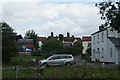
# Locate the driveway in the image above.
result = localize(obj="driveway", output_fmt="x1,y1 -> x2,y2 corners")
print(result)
74,60 -> 120,69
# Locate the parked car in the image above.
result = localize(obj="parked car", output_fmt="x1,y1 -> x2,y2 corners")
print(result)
38,54 -> 75,67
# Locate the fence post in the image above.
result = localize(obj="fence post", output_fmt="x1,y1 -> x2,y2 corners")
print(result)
37,63 -> 45,78
16,65 -> 19,79
102,63 -> 105,68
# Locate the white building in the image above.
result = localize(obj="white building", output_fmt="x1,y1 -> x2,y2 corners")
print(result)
82,36 -> 91,54
91,27 -> 120,64
37,37 -> 46,49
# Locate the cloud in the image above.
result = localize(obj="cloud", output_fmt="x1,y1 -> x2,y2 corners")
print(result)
2,2 -> 103,37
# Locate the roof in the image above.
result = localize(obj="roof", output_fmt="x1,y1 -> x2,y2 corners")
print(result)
91,27 -> 108,35
108,37 -> 120,47
82,36 -> 91,41
53,36 -> 59,39
75,37 -> 81,41
64,37 -> 75,42
16,35 -> 23,41
18,39 -> 34,44
38,37 -> 46,41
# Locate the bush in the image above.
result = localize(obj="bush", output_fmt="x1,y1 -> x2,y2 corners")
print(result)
31,50 -> 41,56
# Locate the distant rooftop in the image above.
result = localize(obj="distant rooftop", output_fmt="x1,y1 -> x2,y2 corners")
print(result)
82,36 -> 91,41
18,39 -> 34,44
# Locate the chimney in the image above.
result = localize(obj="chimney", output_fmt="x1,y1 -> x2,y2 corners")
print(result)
67,32 -> 70,37
51,32 -> 53,37
99,25 -> 104,31
59,34 -> 64,41
72,35 -> 74,38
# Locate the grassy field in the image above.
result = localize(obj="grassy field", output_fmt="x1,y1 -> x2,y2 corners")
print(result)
2,66 -> 120,78
3,54 -> 44,67
2,54 -> 120,78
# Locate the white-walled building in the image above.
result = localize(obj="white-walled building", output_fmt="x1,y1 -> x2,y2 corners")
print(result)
37,37 -> 46,49
91,27 -> 120,64
82,36 -> 91,54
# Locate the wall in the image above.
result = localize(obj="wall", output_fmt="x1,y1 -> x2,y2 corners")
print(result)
82,41 -> 91,54
91,30 -> 108,62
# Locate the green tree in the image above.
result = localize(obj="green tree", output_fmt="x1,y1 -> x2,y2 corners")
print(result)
63,41 -> 83,56
2,22 -> 18,63
24,30 -> 39,50
73,41 -> 83,54
41,39 -> 64,55
83,48 -> 91,61
96,1 -> 120,32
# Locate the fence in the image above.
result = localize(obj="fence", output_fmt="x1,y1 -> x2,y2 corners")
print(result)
2,65 -> 45,78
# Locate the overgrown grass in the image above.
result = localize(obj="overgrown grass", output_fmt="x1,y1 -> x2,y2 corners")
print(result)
2,66 -> 120,78
43,66 -> 119,78
3,54 -> 44,67
2,54 -> 120,78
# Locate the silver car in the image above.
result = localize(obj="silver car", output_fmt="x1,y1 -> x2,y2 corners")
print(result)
39,54 -> 75,67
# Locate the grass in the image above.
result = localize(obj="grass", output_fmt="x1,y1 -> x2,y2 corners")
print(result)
2,54 -> 120,78
2,66 -> 120,78
3,54 -> 45,67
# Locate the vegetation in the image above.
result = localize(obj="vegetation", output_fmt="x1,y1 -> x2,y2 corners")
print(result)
2,54 -> 119,78
2,54 -> 44,67
2,22 -> 18,63
2,66 -> 120,78
82,48 -> 91,61
24,30 -> 39,50
96,1 -> 120,32
41,39 -> 64,56
63,41 -> 83,56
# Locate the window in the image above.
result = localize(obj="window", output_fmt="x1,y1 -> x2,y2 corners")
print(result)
65,56 -> 72,58
97,48 -> 99,54
102,48 -> 104,58
50,56 -> 59,59
102,33 -> 104,42
59,56 -> 66,59
97,34 -> 99,43
93,36 -> 95,44
110,48 -> 112,57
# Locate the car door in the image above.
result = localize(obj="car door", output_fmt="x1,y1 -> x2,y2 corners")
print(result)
48,56 -> 59,66
57,56 -> 66,65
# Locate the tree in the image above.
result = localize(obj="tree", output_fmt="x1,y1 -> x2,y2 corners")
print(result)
73,41 -> 83,55
41,39 -> 64,56
96,1 -> 120,32
2,22 -> 18,63
83,48 -> 91,61
63,41 -> 83,56
24,30 -> 39,50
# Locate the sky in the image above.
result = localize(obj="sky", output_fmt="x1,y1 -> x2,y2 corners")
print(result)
0,0 -> 108,38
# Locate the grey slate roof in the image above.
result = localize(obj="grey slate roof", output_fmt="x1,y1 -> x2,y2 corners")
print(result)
108,37 -> 120,47
18,39 -> 34,44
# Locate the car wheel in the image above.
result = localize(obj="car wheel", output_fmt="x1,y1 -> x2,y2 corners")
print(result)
42,63 -> 47,67
65,62 -> 71,66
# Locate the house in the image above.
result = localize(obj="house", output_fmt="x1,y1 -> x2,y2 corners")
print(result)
91,26 -> 120,64
15,34 -> 23,41
38,32 -> 81,47
49,32 -> 81,46
82,36 -> 91,54
18,39 -> 34,51
37,37 -> 46,49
